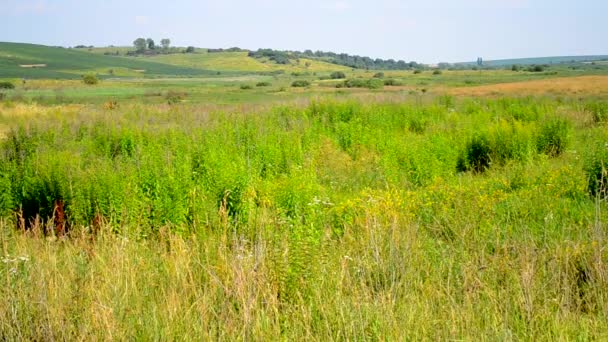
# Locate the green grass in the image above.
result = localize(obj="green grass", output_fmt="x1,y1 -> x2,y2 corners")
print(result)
0,96 -> 607,339
0,42 -> 217,79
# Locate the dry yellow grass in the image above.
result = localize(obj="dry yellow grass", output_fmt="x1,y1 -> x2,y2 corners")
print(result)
449,76 -> 608,97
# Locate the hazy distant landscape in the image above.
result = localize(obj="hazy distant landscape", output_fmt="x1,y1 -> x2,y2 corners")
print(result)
1,2 -> 608,339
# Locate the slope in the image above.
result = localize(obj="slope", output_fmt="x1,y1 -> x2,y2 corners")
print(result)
0,42 -> 216,79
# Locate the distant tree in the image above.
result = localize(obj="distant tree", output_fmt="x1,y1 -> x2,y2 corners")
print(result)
330,71 -> 346,79
133,38 -> 147,52
185,46 -> 195,53
146,38 -> 156,50
161,38 -> 171,50
82,74 -> 99,85
512,64 -> 520,71
0,81 -> 15,89
477,57 -> 483,66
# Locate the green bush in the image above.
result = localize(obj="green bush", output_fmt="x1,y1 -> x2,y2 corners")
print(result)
0,81 -> 15,90
256,82 -> 271,87
82,74 -> 99,85
536,119 -> 570,157
240,84 -> 253,90
457,133 -> 492,173
373,72 -> 385,78
342,78 -> 384,90
291,80 -> 311,87
383,79 -> 403,86
166,90 -> 187,104
432,70 -> 442,75
585,101 -> 608,123
585,144 -> 608,200
330,71 -> 346,79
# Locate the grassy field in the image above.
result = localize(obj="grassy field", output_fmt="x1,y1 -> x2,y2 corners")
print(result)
0,42 -> 216,79
0,94 -> 607,339
1,43 -> 608,339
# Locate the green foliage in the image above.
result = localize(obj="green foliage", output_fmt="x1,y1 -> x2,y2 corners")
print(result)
341,78 -> 384,89
585,101 -> 608,123
0,81 -> 15,89
330,71 -> 346,79
256,81 -> 271,87
432,69 -> 442,75
165,90 -> 187,104
383,79 -> 403,86
82,74 -> 98,85
291,80 -> 311,87
584,142 -> 608,200
240,84 -> 253,90
536,118 -> 570,157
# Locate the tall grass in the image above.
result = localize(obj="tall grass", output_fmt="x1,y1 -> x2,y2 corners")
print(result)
0,97 -> 606,339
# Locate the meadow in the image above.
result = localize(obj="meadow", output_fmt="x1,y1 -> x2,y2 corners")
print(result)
0,94 -> 607,339
1,42 -> 608,339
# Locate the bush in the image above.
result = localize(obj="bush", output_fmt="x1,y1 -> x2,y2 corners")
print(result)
240,84 -> 253,90
330,71 -> 346,79
291,80 -> 311,87
527,65 -> 545,72
342,78 -> 384,90
457,122 -> 535,172
585,145 -> 608,200
585,101 -> 608,123
256,82 -> 271,87
432,70 -> 442,75
373,72 -> 385,78
82,74 -> 99,85
166,90 -> 187,104
536,119 -> 570,157
413,70 -> 422,74
383,79 -> 403,86
457,133 -> 492,173
0,81 -> 15,90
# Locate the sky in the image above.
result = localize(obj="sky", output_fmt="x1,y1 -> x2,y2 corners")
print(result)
0,0 -> 606,63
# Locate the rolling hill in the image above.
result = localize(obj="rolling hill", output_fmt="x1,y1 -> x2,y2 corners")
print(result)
459,55 -> 608,67
0,42 -> 217,79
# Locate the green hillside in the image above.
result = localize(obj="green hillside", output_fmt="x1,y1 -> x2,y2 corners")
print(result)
146,51 -> 351,72
0,42 -> 217,79
459,55 -> 608,67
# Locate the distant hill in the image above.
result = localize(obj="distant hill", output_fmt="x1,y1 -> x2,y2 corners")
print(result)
0,42 -> 216,79
459,55 -> 608,67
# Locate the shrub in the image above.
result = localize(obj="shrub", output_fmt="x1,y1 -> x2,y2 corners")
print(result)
413,70 -> 422,74
432,69 -> 442,75
82,74 -> 98,85
256,82 -> 271,87
457,133 -> 492,173
536,119 -> 570,157
330,71 -> 346,79
585,145 -> 608,200
585,101 -> 608,123
240,84 -> 253,90
527,65 -> 545,72
166,90 -> 187,104
342,78 -> 384,90
373,72 -> 385,78
0,81 -> 15,90
291,80 -> 311,87
383,79 -> 403,86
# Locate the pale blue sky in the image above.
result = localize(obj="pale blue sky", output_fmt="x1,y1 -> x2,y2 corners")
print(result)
1,0 -> 606,63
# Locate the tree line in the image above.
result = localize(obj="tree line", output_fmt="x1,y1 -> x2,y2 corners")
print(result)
247,49 -> 423,70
